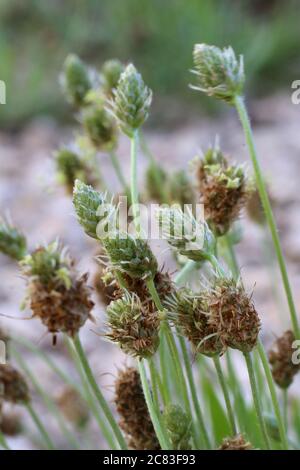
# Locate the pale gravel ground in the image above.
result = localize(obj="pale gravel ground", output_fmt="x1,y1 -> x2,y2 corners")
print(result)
0,92 -> 300,448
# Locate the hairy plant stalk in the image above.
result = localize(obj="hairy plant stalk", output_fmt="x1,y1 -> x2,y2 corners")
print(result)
109,150 -> 131,202
257,340 -> 288,449
12,346 -> 80,450
25,402 -> 55,450
223,236 -> 288,448
158,333 -> 171,406
73,334 -> 127,449
179,335 -> 211,449
149,357 -> 161,416
65,338 -> 116,449
283,389 -> 288,431
234,95 -> 299,338
213,355 -> 237,436
130,129 -> 140,234
138,360 -> 171,450
243,351 -> 271,449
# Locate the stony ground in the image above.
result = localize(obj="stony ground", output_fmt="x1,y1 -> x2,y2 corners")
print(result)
1,92 -> 300,448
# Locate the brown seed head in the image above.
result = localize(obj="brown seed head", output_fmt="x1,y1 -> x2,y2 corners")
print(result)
195,145 -> 248,236
0,410 -> 22,436
56,386 -> 89,428
268,330 -> 300,389
114,366 -> 160,450
0,364 -> 30,404
219,434 -> 253,450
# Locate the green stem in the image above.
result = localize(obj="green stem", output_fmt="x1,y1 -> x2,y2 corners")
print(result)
243,351 -> 271,449
224,234 -> 239,279
158,332 -> 171,406
130,129 -> 140,234
12,346 -> 80,450
256,340 -> 288,449
283,389 -> 288,432
65,338 -> 116,449
138,360 -> 171,450
25,402 -> 55,450
73,335 -> 127,450
0,430 -> 10,450
149,357 -> 161,415
179,335 -> 211,449
234,95 -> 299,338
213,355 -> 237,436
109,150 -> 131,202
174,260 -> 197,285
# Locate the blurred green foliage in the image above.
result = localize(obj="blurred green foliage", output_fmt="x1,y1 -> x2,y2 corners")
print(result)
0,0 -> 299,129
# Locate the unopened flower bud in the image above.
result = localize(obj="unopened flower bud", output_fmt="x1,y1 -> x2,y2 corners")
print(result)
55,147 -> 96,194
163,404 -> 192,450
0,218 -> 27,261
106,293 -> 160,358
62,54 -> 92,107
109,64 -> 152,137
82,104 -> 117,150
102,59 -> 124,96
191,44 -> 244,104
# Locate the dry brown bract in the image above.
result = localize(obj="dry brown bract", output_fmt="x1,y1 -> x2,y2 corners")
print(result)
114,367 -> 160,450
219,434 -> 253,450
268,330 -> 300,388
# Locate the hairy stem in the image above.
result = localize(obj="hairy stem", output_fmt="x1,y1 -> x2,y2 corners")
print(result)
73,334 -> 127,449
243,351 -> 271,449
213,355 -> 237,436
234,95 -> 299,338
25,402 -> 55,450
138,360 -> 171,449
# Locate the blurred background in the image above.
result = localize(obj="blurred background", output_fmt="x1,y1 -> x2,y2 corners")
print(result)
0,0 -> 300,450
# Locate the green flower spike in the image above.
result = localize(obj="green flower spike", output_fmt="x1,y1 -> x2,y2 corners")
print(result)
191,44 -> 244,104
62,54 -> 92,107
0,218 -> 27,261
109,63 -> 152,137
163,404 -> 192,450
101,59 -> 124,96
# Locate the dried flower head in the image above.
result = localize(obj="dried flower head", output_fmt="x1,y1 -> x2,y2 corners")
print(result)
204,277 -> 261,353
167,289 -> 223,357
62,54 -> 92,107
105,293 -> 160,358
0,410 -> 22,436
268,330 -> 300,389
101,59 -> 124,96
163,404 -> 192,450
191,44 -> 244,104
0,364 -> 30,404
103,233 -> 158,281
195,144 -> 248,236
55,147 -> 96,194
0,218 -> 27,261
157,206 -> 215,262
114,366 -> 159,450
73,180 -> 109,239
219,434 -> 253,450
56,386 -> 89,428
21,242 -> 94,340
82,104 -> 117,150
109,63 -> 152,137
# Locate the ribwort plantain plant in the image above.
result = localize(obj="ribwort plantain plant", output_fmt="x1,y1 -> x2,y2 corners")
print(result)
0,42 -> 299,452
